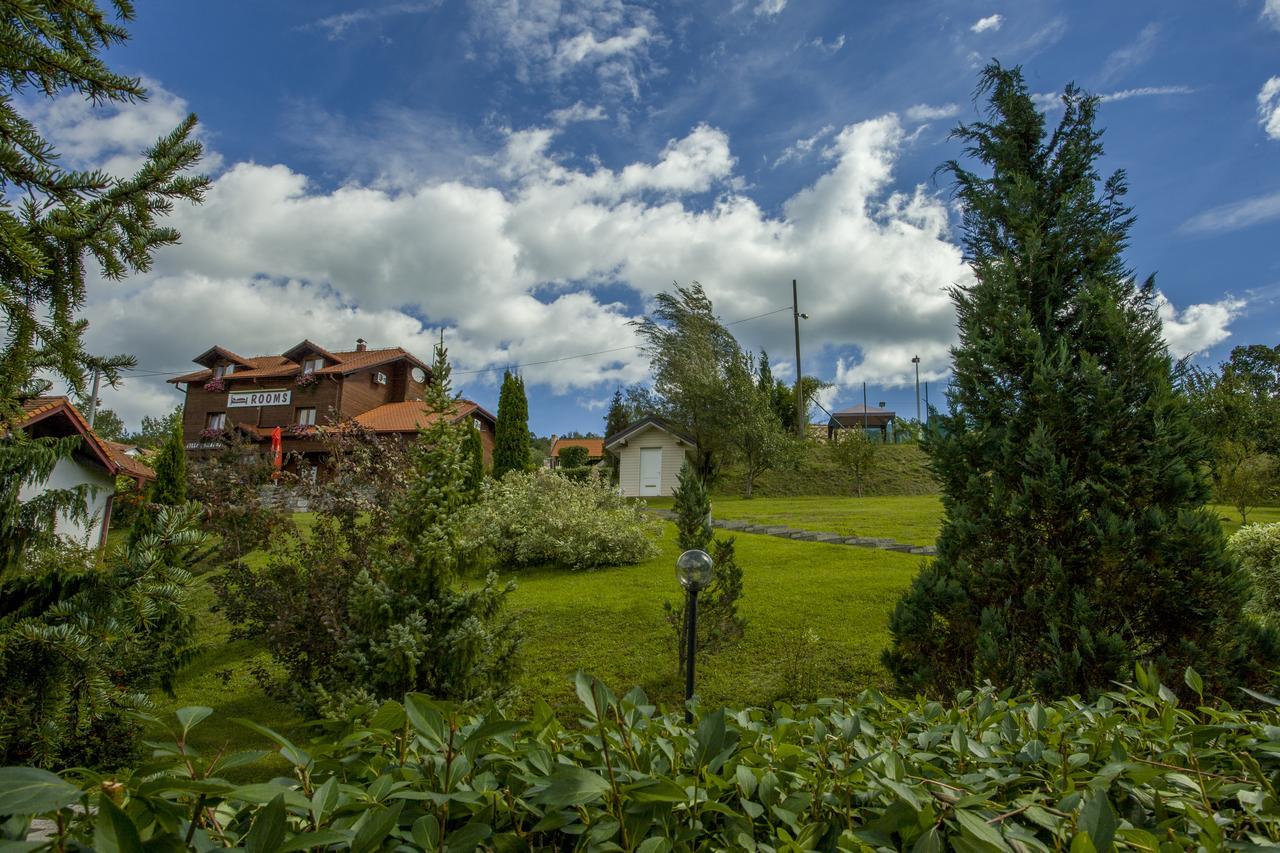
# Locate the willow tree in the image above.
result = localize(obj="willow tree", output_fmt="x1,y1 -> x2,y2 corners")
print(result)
884,63 -> 1275,699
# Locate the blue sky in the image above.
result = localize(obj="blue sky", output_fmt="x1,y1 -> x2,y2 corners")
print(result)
64,0 -> 1280,434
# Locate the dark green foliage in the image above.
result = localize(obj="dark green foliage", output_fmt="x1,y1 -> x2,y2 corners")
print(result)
217,340 -> 518,713
665,463 -> 745,675
129,418 -> 187,544
604,387 -> 629,439
73,397 -> 127,442
462,421 -> 485,497
133,407 -> 181,448
188,436 -> 290,566
885,63 -> 1275,699
0,503 -> 206,768
492,371 -> 531,479
673,462 -> 711,551
12,671 -> 1280,849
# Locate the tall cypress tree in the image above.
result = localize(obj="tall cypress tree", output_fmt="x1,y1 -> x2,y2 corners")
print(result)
884,63 -> 1275,699
130,419 -> 188,545
462,422 -> 485,497
492,371 -> 530,480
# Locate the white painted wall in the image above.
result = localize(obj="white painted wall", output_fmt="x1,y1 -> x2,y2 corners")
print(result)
18,455 -> 114,549
613,425 -> 694,497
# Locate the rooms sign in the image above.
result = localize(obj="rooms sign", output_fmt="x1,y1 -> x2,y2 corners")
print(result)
228,389 -> 291,408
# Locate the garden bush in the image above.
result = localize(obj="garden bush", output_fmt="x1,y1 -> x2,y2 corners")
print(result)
1230,522 -> 1280,626
468,470 -> 659,570
7,669 -> 1280,849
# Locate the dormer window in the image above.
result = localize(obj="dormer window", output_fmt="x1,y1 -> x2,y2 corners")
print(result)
302,357 -> 325,374
213,363 -> 234,379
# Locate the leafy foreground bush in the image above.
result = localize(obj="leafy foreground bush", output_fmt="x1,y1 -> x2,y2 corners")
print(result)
1230,522 -> 1280,627
468,471 -> 659,570
6,671 -> 1280,850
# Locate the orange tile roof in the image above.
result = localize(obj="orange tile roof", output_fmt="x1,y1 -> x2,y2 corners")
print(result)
11,396 -> 118,474
551,437 -> 605,458
103,440 -> 155,482
354,400 -> 494,433
169,344 -> 429,384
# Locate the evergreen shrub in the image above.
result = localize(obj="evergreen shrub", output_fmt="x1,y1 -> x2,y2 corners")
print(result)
1229,523 -> 1280,627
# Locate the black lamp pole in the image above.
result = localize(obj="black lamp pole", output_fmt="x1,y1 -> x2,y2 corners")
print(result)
684,589 -> 698,724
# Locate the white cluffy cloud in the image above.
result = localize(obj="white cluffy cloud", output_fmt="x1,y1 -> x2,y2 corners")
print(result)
1180,190 -> 1280,234
1264,0 -> 1280,30
549,101 -> 608,125
1156,292 -> 1245,358
467,0 -> 659,99
904,103 -> 960,123
307,2 -> 439,39
970,14 -> 1003,34
772,124 -> 834,167
67,82 -> 1238,428
755,0 -> 787,16
1259,77 -> 1280,140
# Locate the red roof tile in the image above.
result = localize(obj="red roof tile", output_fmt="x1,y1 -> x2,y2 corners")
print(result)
353,400 -> 494,433
169,345 -> 430,384
551,437 -> 605,458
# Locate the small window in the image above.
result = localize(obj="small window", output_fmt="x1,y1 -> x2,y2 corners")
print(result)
296,407 -> 316,426
302,357 -> 325,374
213,363 -> 233,378
207,412 -> 226,430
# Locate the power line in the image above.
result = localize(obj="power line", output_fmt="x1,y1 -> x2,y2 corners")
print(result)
119,304 -> 795,381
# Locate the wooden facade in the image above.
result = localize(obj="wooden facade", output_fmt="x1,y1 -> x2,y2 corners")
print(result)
170,340 -> 496,475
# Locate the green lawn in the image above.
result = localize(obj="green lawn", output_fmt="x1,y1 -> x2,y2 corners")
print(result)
155,523 -> 919,771
676,494 -> 1278,547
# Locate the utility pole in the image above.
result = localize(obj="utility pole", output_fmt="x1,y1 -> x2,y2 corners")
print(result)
911,355 -> 921,423
862,381 -> 868,431
792,279 -> 805,438
86,368 -> 101,428
924,381 -> 930,427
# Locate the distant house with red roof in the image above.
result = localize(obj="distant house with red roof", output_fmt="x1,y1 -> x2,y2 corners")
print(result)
547,436 -> 605,469
13,397 -> 154,550
168,339 -> 495,477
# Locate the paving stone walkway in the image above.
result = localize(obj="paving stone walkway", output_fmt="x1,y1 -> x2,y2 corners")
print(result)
649,510 -> 937,556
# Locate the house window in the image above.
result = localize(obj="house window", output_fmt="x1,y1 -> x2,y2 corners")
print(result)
213,363 -> 234,378
302,357 -> 325,374
206,412 -> 226,430
296,407 -> 316,426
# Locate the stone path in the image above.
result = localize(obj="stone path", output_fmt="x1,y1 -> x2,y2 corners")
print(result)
650,510 -> 936,556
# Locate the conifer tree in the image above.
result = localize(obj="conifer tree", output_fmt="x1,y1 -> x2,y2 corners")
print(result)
492,371 -> 530,480
884,63 -> 1275,699
462,421 -> 485,497
342,337 -> 518,702
129,419 -> 187,544
602,388 -> 629,480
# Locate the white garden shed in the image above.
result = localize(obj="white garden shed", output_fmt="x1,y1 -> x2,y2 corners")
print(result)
605,417 -> 697,498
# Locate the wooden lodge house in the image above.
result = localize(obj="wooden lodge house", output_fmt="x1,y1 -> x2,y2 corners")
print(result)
170,339 -> 495,477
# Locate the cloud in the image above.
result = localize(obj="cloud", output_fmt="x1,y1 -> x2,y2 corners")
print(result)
1033,85 -> 1194,111
1264,0 -> 1280,29
306,2 -> 439,39
755,0 -> 787,16
772,124 -> 834,167
24,78 -> 219,177
1259,77 -> 1280,140
1098,23 -> 1160,85
1155,292 -> 1244,358
57,81 -> 1233,430
1101,85 -> 1194,102
549,101 -> 608,125
1180,190 -> 1280,234
970,14 -> 1003,34
808,34 -> 845,54
467,0 -> 660,99
904,103 -> 960,123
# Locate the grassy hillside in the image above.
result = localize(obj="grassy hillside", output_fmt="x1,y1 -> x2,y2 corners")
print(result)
714,441 -> 937,499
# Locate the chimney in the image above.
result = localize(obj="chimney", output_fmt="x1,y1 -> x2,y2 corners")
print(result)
355,338 -> 367,352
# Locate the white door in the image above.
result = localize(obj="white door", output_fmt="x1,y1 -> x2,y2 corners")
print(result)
639,447 -> 662,496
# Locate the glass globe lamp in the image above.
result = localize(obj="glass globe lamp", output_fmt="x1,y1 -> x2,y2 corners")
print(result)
675,549 -> 714,592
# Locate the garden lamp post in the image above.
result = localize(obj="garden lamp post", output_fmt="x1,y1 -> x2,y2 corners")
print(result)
676,548 -> 714,723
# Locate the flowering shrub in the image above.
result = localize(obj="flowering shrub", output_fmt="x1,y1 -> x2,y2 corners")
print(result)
1229,522 -> 1280,626
294,372 -> 318,389
467,470 -> 658,570
201,377 -> 225,393
197,427 -> 223,440
7,670 -> 1280,849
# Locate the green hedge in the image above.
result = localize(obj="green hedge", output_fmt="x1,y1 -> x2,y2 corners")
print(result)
4,669 -> 1279,849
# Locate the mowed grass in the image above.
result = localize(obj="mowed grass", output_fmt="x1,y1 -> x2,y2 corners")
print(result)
154,520 -> 919,769
708,495 -> 943,546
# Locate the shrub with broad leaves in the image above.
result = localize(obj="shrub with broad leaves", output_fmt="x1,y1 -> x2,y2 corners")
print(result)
4,669 -> 1280,849
467,470 -> 658,570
